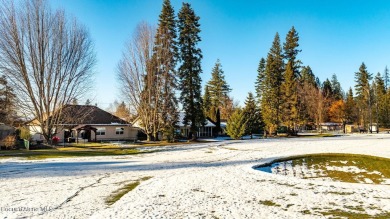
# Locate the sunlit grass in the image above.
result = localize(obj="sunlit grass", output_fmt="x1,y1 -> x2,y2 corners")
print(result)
257,153 -> 390,184
0,148 -> 148,160
259,200 -> 281,207
319,209 -> 390,219
105,176 -> 152,206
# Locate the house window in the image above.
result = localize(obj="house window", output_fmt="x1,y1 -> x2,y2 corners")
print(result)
116,127 -> 124,135
96,128 -> 106,136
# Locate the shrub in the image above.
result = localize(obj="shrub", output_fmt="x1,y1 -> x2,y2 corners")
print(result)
226,109 -> 247,140
19,127 -> 31,140
3,135 -> 16,149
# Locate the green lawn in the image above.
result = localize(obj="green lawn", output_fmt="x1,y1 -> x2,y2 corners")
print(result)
0,148 -> 148,160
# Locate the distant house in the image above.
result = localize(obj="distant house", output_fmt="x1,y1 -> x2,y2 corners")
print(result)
177,113 -> 226,138
28,105 -> 138,143
132,112 -> 226,139
319,122 -> 342,131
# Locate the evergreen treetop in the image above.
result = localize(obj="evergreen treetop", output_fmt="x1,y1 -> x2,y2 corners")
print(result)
355,62 -> 372,100
300,66 -> 316,87
283,26 -> 301,77
255,57 -> 266,102
207,59 -> 231,108
331,74 -> 343,100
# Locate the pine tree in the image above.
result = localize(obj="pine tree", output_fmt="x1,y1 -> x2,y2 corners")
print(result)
255,57 -> 266,103
373,73 -> 386,127
243,92 -> 262,139
226,108 -> 246,140
300,66 -> 316,87
85,99 -> 91,105
178,3 -> 205,140
281,61 -> 298,134
345,87 -> 357,124
384,66 -> 389,91
206,59 -> 231,120
355,62 -> 372,130
203,85 -> 211,117
383,66 -> 390,127
154,0 -> 179,140
322,79 -> 333,98
261,33 -> 284,135
330,74 -> 343,100
283,26 -> 301,78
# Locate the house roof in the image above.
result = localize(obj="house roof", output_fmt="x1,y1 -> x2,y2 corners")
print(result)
53,105 -> 129,125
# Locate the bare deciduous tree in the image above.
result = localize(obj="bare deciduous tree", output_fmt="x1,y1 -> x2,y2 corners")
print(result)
0,0 -> 96,142
299,82 -> 327,131
118,22 -> 164,141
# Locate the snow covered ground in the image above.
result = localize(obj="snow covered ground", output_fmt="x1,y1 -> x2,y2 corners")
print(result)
1,134 -> 390,218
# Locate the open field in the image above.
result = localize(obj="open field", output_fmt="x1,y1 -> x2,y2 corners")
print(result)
1,134 -> 390,218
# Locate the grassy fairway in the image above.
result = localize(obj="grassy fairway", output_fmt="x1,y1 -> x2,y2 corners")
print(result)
0,147 -> 148,160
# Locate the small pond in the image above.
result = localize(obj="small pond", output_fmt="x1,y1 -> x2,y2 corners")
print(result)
255,154 -> 390,184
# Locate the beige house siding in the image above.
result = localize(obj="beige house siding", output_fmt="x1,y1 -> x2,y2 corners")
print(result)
94,125 -> 138,141
33,125 -> 138,143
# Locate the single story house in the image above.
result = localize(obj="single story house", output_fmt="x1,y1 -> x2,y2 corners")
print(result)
319,122 -> 343,131
28,105 -> 138,143
178,113 -> 226,138
132,112 -> 226,139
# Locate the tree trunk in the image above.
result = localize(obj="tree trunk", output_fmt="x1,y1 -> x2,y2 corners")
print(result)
147,133 -> 153,142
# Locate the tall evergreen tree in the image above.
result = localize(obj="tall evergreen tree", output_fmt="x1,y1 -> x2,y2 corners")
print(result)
281,61 -> 298,134
355,62 -> 372,130
383,66 -> 390,127
207,59 -> 231,107
373,73 -> 387,127
345,87 -> 356,124
202,85 -> 211,117
243,92 -> 262,139
282,27 -> 301,133
153,0 -> 179,140
261,33 -> 284,135
384,66 -> 389,91
255,57 -> 266,103
283,26 -> 301,78
177,3 -> 205,140
322,79 -> 333,98
205,59 -> 231,120
331,74 -> 343,100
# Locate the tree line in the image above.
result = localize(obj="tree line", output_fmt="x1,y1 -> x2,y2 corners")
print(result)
226,27 -> 390,139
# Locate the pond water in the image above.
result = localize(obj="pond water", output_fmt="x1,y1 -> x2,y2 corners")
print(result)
255,154 -> 390,184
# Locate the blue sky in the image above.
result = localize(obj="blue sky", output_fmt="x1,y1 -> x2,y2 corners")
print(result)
50,0 -> 390,108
